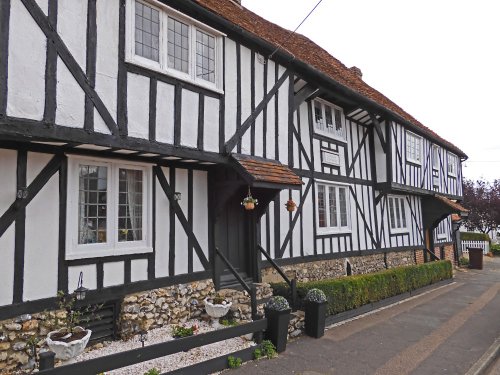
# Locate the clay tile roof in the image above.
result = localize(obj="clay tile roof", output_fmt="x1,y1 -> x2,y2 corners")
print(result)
232,154 -> 303,188
193,0 -> 466,158
435,194 -> 468,213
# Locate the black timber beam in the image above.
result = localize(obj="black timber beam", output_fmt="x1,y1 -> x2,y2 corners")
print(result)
293,83 -> 318,111
0,117 -> 227,164
370,113 -> 387,153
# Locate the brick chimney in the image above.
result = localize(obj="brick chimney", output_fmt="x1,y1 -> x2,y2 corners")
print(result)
350,66 -> 363,79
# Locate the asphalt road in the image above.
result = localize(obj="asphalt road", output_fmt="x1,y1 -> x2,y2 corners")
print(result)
231,257 -> 500,375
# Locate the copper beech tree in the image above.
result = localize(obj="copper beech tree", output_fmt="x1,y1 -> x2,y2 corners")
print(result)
462,179 -> 500,234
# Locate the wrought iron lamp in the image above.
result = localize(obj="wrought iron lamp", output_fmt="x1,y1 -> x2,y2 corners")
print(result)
74,271 -> 89,301
138,330 -> 148,348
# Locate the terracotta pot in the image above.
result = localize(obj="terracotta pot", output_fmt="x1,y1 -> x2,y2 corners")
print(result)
244,202 -> 255,210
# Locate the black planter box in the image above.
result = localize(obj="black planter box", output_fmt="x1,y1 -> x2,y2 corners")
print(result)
304,301 -> 327,338
264,308 -> 291,353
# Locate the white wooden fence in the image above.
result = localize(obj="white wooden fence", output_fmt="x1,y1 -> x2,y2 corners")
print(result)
461,240 -> 490,255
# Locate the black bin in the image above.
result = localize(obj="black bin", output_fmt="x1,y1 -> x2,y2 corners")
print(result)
468,247 -> 483,270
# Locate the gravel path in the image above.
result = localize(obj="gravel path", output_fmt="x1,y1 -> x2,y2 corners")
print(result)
75,320 -> 254,375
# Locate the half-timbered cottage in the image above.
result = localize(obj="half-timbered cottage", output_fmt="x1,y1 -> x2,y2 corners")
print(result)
0,0 -> 467,355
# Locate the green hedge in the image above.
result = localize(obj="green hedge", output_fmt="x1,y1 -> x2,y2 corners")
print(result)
272,261 -> 452,316
491,244 -> 500,256
460,232 -> 491,242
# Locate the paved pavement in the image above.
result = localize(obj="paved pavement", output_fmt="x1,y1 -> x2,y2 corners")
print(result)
232,257 -> 500,375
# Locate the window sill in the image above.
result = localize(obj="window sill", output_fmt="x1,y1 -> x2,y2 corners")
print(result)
406,159 -> 421,167
448,173 -> 457,178
317,228 -> 351,235
126,57 -> 224,95
66,245 -> 153,261
314,128 -> 347,143
389,228 -> 409,235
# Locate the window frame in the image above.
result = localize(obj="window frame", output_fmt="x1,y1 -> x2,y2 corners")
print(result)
126,0 -> 224,92
387,195 -> 409,234
405,131 -> 422,165
315,180 -> 351,234
313,99 -> 346,142
66,155 -> 153,260
432,144 -> 440,170
447,152 -> 458,177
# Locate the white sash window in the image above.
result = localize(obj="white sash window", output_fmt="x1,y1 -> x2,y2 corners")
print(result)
67,157 -> 152,260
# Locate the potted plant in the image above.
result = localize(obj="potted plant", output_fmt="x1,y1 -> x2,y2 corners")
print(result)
285,199 -> 296,212
45,291 -> 95,363
264,296 -> 291,353
204,293 -> 232,327
241,195 -> 258,210
171,323 -> 199,338
304,288 -> 328,338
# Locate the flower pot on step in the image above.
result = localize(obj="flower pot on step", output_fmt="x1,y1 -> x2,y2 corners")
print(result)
264,308 -> 291,353
304,301 -> 327,338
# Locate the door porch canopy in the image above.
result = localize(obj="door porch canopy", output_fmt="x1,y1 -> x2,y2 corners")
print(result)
421,194 -> 468,229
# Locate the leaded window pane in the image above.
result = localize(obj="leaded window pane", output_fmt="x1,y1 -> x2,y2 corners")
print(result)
329,186 -> 337,227
389,197 -> 396,229
325,106 -> 333,128
394,197 -> 401,228
196,30 -> 215,82
78,165 -> 107,244
314,102 -> 324,131
118,169 -> 143,242
318,185 -> 326,228
168,17 -> 189,73
339,187 -> 348,227
135,2 -> 159,62
400,198 -> 407,228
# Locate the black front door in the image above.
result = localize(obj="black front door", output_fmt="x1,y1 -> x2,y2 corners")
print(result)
214,186 -> 255,282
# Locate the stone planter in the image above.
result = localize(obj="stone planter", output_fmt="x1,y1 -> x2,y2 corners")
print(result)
46,327 -> 92,363
203,298 -> 232,318
304,301 -> 327,338
264,308 -> 291,353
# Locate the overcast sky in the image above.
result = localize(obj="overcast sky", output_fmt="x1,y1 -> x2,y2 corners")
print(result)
244,0 -> 500,183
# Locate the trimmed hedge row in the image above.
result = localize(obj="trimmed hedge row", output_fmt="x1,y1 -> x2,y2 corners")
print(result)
272,260 -> 453,316
460,232 -> 491,242
491,244 -> 500,256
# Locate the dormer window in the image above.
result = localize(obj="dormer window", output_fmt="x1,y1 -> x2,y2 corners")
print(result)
313,99 -> 346,141
128,0 -> 223,91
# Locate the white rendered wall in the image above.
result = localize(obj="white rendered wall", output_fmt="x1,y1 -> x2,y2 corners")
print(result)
131,259 -> 148,282
174,169 -> 189,274
155,167 -> 170,278
180,90 -> 199,148
94,0 -> 120,133
224,38 -> 237,143
192,170 -> 208,271
56,59 -> 86,128
56,0 -> 87,128
277,65 -> 289,165
7,0 -> 46,121
68,265 -> 97,292
204,97 -> 220,152
127,73 -> 150,139
103,261 -> 124,287
301,179 -> 315,256
239,46 -> 252,154
156,82 -> 175,144
23,153 -> 59,301
0,150 -> 17,306
253,53 -> 264,158
265,60 -> 276,159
